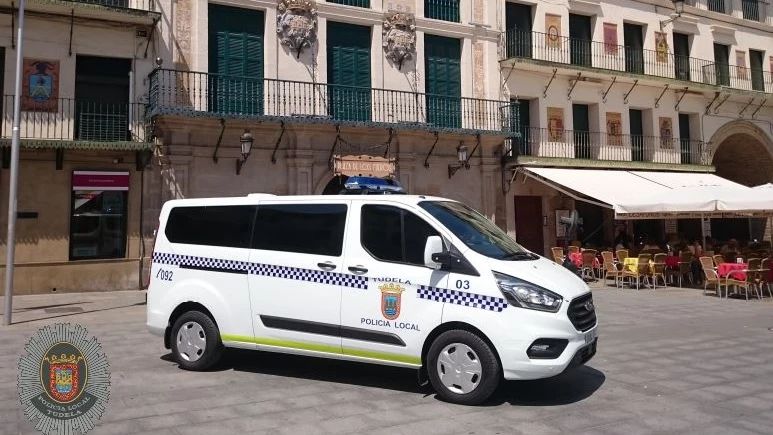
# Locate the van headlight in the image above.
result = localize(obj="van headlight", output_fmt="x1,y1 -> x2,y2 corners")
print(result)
494,272 -> 563,313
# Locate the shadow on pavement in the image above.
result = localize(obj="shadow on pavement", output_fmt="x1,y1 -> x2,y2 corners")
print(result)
173,348 -> 432,395
163,348 -> 604,406
5,301 -> 147,325
491,365 -> 605,406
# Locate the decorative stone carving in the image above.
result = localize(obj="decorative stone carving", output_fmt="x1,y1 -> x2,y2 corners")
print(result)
277,0 -> 318,58
383,11 -> 416,70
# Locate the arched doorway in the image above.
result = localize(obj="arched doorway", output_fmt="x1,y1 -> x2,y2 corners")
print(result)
710,121 -> 773,244
321,175 -> 349,195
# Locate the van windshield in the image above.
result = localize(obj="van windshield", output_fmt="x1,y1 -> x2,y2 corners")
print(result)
419,201 -> 536,261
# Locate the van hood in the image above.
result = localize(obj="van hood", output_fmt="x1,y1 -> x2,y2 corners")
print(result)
486,255 -> 590,301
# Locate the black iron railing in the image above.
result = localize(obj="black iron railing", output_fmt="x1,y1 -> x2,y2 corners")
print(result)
65,0 -> 156,11
148,69 -> 516,133
504,29 -> 773,93
1,96 -> 149,142
742,0 -> 764,21
505,127 -> 709,166
708,0 -> 726,13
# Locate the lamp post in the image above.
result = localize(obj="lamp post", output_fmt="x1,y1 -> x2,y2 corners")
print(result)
236,129 -> 254,175
660,0 -> 685,29
448,143 -> 470,179
3,0 -> 26,326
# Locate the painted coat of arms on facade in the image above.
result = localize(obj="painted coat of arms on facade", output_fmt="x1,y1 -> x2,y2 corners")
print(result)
383,11 -> 416,69
277,0 -> 318,57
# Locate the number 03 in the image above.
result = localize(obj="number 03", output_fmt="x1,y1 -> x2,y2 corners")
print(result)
455,279 -> 470,290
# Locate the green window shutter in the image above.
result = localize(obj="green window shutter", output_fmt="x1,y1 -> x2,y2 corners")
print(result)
425,0 -> 459,22
425,34 -> 461,129
327,22 -> 372,122
208,4 -> 264,115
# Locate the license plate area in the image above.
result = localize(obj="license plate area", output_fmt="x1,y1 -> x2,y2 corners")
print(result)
584,328 -> 597,345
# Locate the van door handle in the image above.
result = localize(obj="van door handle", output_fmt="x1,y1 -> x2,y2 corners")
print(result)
348,265 -> 368,274
317,262 -> 337,271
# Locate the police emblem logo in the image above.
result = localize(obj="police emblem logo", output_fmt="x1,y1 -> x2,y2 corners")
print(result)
380,283 -> 405,321
18,323 -> 110,435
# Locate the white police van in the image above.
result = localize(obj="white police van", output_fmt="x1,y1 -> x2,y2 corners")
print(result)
146,177 -> 597,405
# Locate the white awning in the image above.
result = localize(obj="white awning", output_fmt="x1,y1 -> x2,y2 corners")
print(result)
522,167 -> 767,219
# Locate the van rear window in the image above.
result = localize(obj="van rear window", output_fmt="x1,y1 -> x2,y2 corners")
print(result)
165,205 -> 257,248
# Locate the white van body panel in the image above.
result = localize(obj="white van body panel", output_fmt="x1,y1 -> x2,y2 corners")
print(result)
147,194 -> 597,382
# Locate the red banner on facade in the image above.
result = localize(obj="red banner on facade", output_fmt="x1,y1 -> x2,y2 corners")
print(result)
72,171 -> 130,191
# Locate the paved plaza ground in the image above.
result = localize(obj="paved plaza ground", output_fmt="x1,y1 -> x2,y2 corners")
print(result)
1,282 -> 772,435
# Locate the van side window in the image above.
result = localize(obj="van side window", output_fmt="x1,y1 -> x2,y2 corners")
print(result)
165,205 -> 257,248
252,204 -> 347,256
361,205 -> 439,266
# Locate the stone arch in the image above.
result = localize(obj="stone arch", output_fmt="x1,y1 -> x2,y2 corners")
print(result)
710,120 -> 773,187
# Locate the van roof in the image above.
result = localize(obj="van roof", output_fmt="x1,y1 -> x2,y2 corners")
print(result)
161,194 -> 454,208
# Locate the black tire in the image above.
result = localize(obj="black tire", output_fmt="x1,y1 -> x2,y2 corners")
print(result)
426,330 -> 501,405
170,310 -> 224,371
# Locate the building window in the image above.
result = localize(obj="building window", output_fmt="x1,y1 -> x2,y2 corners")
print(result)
70,171 -> 129,261
328,0 -> 370,7
742,0 -> 760,20
707,0 -> 725,13
425,0 -> 460,22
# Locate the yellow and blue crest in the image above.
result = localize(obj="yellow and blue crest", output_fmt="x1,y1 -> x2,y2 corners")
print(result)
380,283 -> 405,320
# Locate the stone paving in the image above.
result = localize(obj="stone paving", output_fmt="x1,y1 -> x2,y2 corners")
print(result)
1,282 -> 772,435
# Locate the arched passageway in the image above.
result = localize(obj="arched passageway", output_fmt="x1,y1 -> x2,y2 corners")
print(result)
709,122 -> 773,243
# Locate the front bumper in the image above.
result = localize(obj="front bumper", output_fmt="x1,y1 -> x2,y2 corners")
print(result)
498,324 -> 598,380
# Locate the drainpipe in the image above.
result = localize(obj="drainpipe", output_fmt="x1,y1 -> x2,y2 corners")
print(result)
129,70 -> 135,127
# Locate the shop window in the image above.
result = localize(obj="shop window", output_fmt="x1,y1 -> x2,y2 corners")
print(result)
69,171 -> 130,261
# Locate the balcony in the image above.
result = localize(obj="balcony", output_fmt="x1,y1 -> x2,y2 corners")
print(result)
0,96 -> 151,150
503,30 -> 773,94
504,127 -> 710,169
0,0 -> 159,24
148,69 -> 516,135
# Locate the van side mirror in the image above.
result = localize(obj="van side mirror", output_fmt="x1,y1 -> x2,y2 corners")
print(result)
424,236 -> 445,270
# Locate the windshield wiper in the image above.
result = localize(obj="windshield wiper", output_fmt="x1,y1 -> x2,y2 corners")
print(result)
501,252 -> 538,261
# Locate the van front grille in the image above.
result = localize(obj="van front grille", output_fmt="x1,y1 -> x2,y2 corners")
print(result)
567,293 -> 597,332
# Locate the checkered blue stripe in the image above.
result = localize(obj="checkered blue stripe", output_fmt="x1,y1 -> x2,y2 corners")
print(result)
417,285 -> 508,312
152,252 -> 367,289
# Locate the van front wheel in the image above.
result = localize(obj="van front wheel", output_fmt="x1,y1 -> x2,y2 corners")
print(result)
426,330 -> 501,405
170,311 -> 224,371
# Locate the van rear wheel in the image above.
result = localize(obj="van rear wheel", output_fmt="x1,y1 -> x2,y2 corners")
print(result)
171,311 -> 223,371
426,330 -> 500,405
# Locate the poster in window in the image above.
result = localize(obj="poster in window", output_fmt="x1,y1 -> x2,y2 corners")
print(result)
736,50 -> 747,79
545,14 -> 562,48
603,23 -> 618,54
547,107 -> 565,141
22,58 -> 59,112
655,32 -> 668,63
659,117 -> 674,149
606,112 -> 623,145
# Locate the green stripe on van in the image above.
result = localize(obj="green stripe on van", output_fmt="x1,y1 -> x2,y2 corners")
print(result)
221,334 -> 421,365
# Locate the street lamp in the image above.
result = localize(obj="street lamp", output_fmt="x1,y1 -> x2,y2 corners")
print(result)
448,143 -> 470,179
236,129 -> 254,175
660,0 -> 686,29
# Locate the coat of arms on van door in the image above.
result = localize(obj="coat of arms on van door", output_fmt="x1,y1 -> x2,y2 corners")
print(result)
383,11 -> 416,70
277,0 -> 318,58
22,58 -> 60,112
380,283 -> 405,320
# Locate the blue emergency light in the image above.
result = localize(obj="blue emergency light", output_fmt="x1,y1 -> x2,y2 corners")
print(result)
340,176 -> 406,194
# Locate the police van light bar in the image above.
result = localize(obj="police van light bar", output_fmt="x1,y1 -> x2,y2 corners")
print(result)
341,176 -> 406,194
